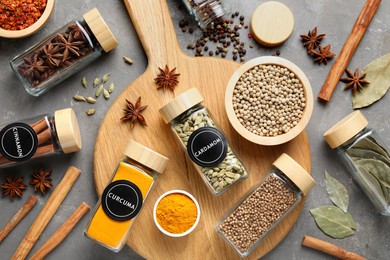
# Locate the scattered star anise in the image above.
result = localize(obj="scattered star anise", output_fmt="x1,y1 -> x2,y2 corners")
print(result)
54,33 -> 85,61
300,26 -> 326,53
0,176 -> 28,201
30,168 -> 53,195
43,43 -> 63,67
340,68 -> 369,96
121,97 -> 148,127
311,45 -> 336,65
154,65 -> 180,92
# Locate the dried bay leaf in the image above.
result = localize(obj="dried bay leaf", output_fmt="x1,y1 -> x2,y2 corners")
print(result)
353,137 -> 390,160
357,166 -> 385,200
353,53 -> 390,109
355,158 -> 390,186
310,206 -> 356,239
347,148 -> 390,166
325,171 -> 349,212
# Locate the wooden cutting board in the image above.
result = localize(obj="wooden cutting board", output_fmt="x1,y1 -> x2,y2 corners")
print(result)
93,0 -> 312,259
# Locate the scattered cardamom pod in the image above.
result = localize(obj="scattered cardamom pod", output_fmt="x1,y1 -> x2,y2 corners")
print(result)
95,84 -> 104,97
103,89 -> 110,99
85,97 -> 96,104
73,95 -> 86,102
108,82 -> 115,93
102,73 -> 110,83
86,109 -> 95,116
123,56 -> 133,65
82,76 -> 87,88
93,78 -> 99,88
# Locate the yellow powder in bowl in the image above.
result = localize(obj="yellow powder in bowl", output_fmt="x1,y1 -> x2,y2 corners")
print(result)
155,193 -> 198,234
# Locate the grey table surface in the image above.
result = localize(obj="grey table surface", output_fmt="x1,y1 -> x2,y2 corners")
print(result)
0,0 -> 389,259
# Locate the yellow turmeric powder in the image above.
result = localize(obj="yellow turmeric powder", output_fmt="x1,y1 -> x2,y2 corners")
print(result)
155,193 -> 198,234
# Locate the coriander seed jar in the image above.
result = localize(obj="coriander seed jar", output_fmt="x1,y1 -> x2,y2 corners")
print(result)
159,88 -> 248,195
85,140 -> 168,252
180,0 -> 224,29
10,8 -> 118,97
324,111 -> 390,215
0,108 -> 82,168
216,153 -> 315,256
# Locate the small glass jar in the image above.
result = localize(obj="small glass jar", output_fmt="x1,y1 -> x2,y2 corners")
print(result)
216,153 -> 315,256
324,111 -> 390,215
84,140 -> 169,252
0,108 -> 82,168
180,0 -> 224,28
159,88 -> 248,195
10,8 -> 118,97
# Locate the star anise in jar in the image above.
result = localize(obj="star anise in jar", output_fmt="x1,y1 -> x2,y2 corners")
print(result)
311,45 -> 335,65
54,33 -> 85,61
30,168 -> 53,195
154,65 -> 180,92
18,53 -> 48,79
300,27 -> 326,53
340,68 -> 369,96
121,97 -> 148,127
0,176 -> 28,201
43,43 -> 63,67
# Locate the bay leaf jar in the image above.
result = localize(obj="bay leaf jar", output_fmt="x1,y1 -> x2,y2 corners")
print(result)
159,88 -> 248,195
324,111 -> 390,215
85,140 -> 169,252
216,153 -> 315,256
0,108 -> 82,168
10,8 -> 118,97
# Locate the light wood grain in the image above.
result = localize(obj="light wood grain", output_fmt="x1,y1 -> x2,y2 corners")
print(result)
93,0 -> 312,259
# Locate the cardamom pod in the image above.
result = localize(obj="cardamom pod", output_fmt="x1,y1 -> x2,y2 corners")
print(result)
95,84 -> 104,97
86,109 -> 95,116
82,76 -> 87,88
103,89 -> 110,99
102,73 -> 110,83
85,97 -> 96,104
108,83 -> 115,93
123,56 -> 133,65
73,95 -> 86,102
93,78 -> 99,88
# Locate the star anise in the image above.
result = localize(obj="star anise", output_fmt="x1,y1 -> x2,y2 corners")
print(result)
0,176 -> 28,201
311,45 -> 335,65
121,97 -> 148,127
54,33 -> 85,61
340,68 -> 369,96
30,168 -> 53,195
154,65 -> 180,92
300,27 -> 326,53
43,43 -> 63,67
18,53 -> 48,79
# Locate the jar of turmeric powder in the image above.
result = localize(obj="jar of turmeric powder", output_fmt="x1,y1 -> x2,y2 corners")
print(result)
84,140 -> 169,252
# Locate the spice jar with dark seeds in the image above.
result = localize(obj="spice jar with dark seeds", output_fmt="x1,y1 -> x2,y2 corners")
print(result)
180,0 -> 224,28
324,111 -> 390,215
10,8 -> 118,97
159,88 -> 248,195
0,108 -> 82,168
216,153 -> 315,256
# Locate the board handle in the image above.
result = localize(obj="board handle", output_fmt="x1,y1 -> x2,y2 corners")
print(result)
124,0 -> 181,67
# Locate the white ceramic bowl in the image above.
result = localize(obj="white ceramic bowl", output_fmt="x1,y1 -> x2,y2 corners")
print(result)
153,190 -> 201,238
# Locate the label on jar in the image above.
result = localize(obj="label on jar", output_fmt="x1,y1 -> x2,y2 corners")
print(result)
101,180 -> 143,221
187,126 -> 228,167
0,123 -> 38,162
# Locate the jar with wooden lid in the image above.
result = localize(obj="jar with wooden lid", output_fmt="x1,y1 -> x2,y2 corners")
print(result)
324,111 -> 390,215
84,140 -> 169,252
10,8 -> 118,97
159,87 -> 248,195
0,108 -> 82,168
216,153 -> 315,256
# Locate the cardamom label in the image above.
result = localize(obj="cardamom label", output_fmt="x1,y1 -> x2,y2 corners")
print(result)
0,122 -> 38,162
101,180 -> 143,221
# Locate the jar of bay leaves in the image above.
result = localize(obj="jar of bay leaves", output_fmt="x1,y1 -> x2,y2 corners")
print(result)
324,111 -> 390,215
159,88 -> 248,195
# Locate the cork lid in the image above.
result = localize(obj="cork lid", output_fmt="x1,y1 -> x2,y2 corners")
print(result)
124,140 -> 169,174
324,111 -> 368,149
159,88 -> 204,124
54,108 -> 82,154
83,8 -> 118,52
273,153 -> 315,195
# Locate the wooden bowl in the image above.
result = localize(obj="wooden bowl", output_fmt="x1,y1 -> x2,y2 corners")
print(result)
0,0 -> 55,39
225,56 -> 313,146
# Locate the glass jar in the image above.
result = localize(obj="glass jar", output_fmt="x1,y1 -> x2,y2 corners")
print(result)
324,111 -> 390,215
0,108 -> 82,168
216,153 -> 315,256
180,0 -> 224,28
159,88 -> 248,195
84,140 -> 169,252
10,8 -> 118,97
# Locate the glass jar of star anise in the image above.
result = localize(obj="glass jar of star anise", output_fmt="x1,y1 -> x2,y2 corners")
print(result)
10,8 -> 118,97
180,0 -> 224,28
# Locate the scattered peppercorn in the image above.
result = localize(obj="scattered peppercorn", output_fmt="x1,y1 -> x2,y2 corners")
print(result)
189,28 -> 194,34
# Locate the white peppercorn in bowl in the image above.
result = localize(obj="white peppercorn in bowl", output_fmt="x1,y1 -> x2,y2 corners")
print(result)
225,56 -> 313,146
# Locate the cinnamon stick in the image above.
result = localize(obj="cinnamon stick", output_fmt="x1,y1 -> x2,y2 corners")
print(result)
31,118 -> 48,134
317,0 -> 381,102
12,166 -> 81,260
302,235 -> 366,260
0,195 -> 38,243
0,144 -> 55,166
37,128 -> 52,146
30,202 -> 90,260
